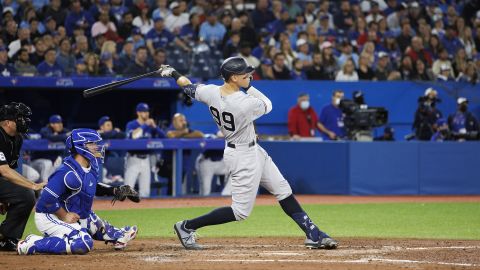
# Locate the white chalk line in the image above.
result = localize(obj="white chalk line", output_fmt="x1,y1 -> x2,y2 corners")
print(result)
141,257 -> 478,267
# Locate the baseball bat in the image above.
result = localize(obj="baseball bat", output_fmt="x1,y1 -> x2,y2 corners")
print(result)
83,69 -> 160,98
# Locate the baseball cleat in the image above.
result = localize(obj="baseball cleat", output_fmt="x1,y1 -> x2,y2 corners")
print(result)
0,238 -> 18,252
17,234 -> 43,255
304,237 -> 338,250
114,225 -> 138,250
174,221 -> 203,250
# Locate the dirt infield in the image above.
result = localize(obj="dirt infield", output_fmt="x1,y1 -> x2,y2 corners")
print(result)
2,238 -> 480,270
3,195 -> 479,269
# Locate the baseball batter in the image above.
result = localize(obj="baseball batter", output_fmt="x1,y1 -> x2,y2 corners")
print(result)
16,129 -> 139,255
159,57 -> 338,250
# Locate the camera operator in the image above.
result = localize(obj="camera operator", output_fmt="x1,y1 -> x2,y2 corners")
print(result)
288,92 -> 320,139
447,97 -> 479,136
318,90 -> 346,140
412,88 -> 443,140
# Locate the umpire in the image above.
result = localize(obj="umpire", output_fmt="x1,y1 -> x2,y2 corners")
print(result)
0,102 -> 45,251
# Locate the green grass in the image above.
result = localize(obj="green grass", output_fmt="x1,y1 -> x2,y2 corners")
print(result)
4,202 -> 480,240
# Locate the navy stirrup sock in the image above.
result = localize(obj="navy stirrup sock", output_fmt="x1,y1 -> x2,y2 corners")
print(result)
185,207 -> 236,231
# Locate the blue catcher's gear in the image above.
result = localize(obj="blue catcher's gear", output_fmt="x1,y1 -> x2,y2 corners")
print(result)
65,128 -> 105,173
220,57 -> 255,81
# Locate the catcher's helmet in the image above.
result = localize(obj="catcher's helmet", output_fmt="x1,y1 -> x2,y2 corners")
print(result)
66,128 -> 105,172
220,57 -> 255,81
0,102 -> 32,134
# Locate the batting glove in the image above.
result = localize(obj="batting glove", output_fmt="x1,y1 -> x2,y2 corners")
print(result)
158,65 -> 177,77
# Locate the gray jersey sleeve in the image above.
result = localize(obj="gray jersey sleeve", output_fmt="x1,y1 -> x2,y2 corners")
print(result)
183,84 -> 209,103
244,94 -> 268,121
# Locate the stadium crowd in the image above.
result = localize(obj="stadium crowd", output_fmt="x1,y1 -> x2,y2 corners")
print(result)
0,0 -> 479,82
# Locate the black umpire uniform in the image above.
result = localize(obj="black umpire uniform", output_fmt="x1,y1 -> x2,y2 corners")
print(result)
0,102 -> 36,251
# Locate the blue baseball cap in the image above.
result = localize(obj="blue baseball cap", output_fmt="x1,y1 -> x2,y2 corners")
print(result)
153,16 -> 164,23
132,28 -> 142,35
49,114 -> 62,123
136,103 -> 149,112
98,116 -> 111,127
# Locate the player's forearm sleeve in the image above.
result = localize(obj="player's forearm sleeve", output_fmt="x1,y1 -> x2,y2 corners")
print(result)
182,83 -> 198,99
96,182 -> 115,196
247,86 -> 272,114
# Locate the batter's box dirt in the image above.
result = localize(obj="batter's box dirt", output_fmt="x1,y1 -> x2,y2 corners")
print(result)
2,238 -> 480,270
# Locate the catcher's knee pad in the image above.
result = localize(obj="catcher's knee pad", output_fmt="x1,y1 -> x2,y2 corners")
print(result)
67,230 -> 93,255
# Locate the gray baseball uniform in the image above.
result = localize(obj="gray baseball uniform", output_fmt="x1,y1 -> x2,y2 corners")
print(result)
194,84 -> 292,220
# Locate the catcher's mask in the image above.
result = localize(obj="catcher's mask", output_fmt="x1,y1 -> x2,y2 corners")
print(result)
0,102 -> 32,135
66,128 -> 105,171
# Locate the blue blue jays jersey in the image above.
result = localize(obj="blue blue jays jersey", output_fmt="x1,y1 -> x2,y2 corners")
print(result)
36,156 -> 98,219
125,120 -> 165,139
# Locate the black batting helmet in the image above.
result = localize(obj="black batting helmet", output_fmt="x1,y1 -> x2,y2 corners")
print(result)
220,57 -> 255,81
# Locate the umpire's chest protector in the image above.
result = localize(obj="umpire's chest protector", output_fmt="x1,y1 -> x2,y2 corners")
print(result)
62,158 -> 99,219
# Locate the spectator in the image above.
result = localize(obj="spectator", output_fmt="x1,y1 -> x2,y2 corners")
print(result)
305,52 -> 324,80
448,97 -> 479,135
132,3 -> 154,35
146,17 -> 189,56
441,25 -> 464,57
452,48 -> 468,78
375,51 -> 401,81
336,58 -> 358,81
110,0 -> 129,24
118,11 -> 135,40
374,126 -> 395,141
238,42 -> 260,68
357,53 -> 376,80
73,35 -> 89,60
199,12 -> 226,45
279,38 -> 297,70
43,0 -> 67,26
457,62 -> 479,84
407,1 -> 422,30
179,13 -> 201,44
150,48 -> 167,70
303,1 -> 317,24
166,113 -> 204,139
31,114 -> 70,183
406,36 -> 433,67
125,102 -> 165,198
432,48 -> 453,77
338,41 -> 359,68
318,90 -> 346,140
73,58 -> 87,76
436,64 -> 455,82
84,53 -> 100,76
2,19 -> 17,45
14,48 -> 37,76
164,1 -> 189,34
28,18 -> 43,42
37,48 -> 64,77
43,16 -> 57,36
251,0 -> 276,29
295,38 -> 312,67
334,0 -> 354,33
118,41 -> 135,68
237,11 -> 258,48
288,92 -> 320,139
91,11 -> 121,43
272,52 -> 291,80
396,21 -> 413,53
99,52 -> 116,76
320,41 -> 337,80
459,27 -> 477,59
0,46 -> 15,77
124,46 -> 152,76
89,0 -> 111,20
8,27 -> 32,59
255,58 -> 275,80
412,59 -> 434,81
223,30 -> 241,58
399,55 -> 415,80
317,14 -> 336,38
427,34 -> 443,60
65,0 -> 95,37
129,27 -> 146,50
56,38 -> 76,75
152,0 -> 170,21
413,88 -> 443,141
290,58 -> 307,80
387,1 -> 407,32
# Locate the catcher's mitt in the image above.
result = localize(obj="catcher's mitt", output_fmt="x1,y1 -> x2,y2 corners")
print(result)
112,185 -> 141,205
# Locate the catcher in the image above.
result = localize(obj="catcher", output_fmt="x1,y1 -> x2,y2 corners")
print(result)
17,128 -> 140,255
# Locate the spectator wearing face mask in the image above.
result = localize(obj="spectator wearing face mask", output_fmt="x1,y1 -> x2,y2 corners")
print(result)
287,92 -> 321,139
448,97 -> 479,135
